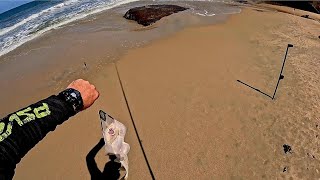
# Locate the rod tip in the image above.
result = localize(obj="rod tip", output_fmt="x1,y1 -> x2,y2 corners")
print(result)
288,44 -> 293,47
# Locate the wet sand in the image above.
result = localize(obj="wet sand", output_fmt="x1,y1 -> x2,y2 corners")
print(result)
1,4 -> 320,180
0,1 -> 232,116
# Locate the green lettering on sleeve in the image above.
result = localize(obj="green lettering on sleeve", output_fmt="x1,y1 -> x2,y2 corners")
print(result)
0,122 -> 5,134
17,107 -> 36,124
9,114 -> 23,126
0,122 -> 12,142
0,103 -> 51,142
34,103 -> 51,118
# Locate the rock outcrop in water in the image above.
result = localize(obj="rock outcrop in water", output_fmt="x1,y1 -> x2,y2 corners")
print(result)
124,5 -> 188,26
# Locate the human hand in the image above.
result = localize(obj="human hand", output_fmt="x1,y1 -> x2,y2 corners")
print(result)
67,79 -> 99,110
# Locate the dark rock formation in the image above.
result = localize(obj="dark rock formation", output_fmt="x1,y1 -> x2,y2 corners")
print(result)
311,1 -> 320,12
283,144 -> 292,154
283,167 -> 287,172
124,5 -> 188,26
264,1 -> 320,14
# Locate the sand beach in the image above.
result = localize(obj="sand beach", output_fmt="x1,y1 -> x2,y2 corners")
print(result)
0,1 -> 319,179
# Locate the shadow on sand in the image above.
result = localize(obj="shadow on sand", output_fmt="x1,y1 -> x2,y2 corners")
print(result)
86,138 -> 121,180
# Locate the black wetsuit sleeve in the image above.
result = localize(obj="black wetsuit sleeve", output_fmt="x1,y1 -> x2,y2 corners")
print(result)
0,95 -> 75,180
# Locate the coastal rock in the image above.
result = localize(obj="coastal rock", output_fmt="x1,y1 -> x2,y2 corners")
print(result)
301,14 -> 310,19
283,167 -> 288,172
262,1 -> 320,14
124,5 -> 188,26
283,144 -> 292,154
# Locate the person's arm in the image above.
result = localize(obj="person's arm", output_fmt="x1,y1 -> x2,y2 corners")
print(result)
0,79 -> 99,180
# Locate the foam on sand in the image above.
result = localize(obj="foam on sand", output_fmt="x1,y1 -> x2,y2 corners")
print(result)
0,0 -> 139,57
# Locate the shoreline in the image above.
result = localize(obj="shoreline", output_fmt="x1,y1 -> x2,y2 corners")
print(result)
0,0 -> 242,60
0,1 -> 238,117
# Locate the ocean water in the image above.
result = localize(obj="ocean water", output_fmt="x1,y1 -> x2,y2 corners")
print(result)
0,0 -> 241,57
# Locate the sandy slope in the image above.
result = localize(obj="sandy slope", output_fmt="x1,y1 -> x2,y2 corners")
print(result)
115,8 -> 320,179
12,7 -> 320,180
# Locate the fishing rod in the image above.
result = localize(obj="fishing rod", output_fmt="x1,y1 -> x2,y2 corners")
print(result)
237,44 -> 293,100
272,44 -> 293,100
114,63 -> 156,180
